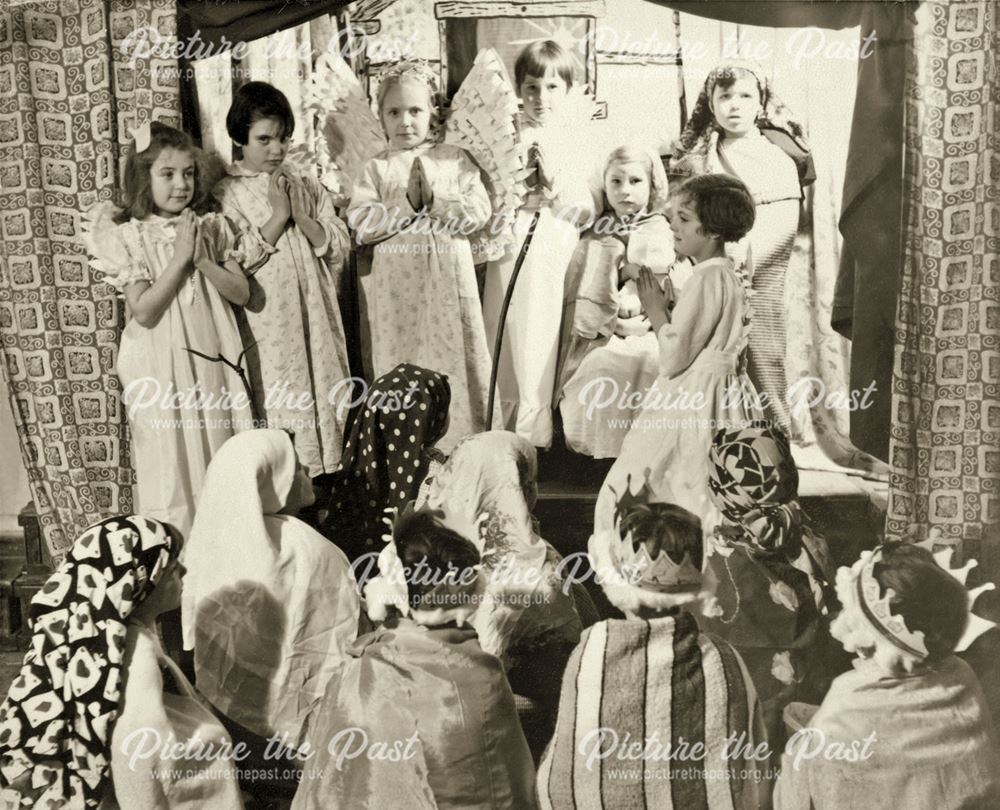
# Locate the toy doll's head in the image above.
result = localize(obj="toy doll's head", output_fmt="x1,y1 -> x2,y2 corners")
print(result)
226,81 -> 295,174
514,39 -> 575,126
708,422 -> 803,554
589,475 -> 704,619
670,173 -> 755,258
365,504 -> 483,626
603,145 -> 669,219
376,61 -> 440,150
831,542 -> 969,675
116,121 -> 214,223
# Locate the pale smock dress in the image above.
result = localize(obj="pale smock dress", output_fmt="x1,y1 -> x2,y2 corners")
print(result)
214,162 -> 352,476
483,120 -> 601,448
85,208 -> 258,537
594,257 -> 763,534
347,142 -> 496,453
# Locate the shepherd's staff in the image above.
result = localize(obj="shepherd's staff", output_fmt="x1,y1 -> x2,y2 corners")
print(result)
487,209 -> 541,428
184,342 -> 262,425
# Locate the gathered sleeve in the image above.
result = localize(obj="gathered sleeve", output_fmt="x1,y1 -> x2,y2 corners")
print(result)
212,180 -> 277,275
346,157 -> 417,245
655,265 -> 724,378
425,147 -> 491,233
304,174 -> 351,266
197,211 -> 272,273
82,203 -> 152,292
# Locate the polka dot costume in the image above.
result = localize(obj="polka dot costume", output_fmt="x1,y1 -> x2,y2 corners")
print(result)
324,364 -> 450,560
0,516 -> 175,809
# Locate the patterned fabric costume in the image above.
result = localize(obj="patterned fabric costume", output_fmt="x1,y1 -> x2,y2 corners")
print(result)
323,364 -> 451,560
415,431 -> 581,664
671,60 -> 811,434
700,423 -> 835,750
214,161 -> 353,477
347,138 -> 496,452
0,517 -> 176,808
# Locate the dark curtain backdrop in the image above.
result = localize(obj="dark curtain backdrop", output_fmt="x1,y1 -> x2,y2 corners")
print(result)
177,0 -> 350,52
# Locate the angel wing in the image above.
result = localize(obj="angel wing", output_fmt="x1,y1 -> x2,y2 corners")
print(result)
287,51 -> 388,207
444,48 -> 528,263
79,199 -> 130,287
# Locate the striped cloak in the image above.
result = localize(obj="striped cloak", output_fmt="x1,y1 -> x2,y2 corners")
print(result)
537,612 -> 772,809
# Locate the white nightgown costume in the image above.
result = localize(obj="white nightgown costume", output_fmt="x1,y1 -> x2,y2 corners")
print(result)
483,119 -> 601,448
86,207 -> 259,537
594,257 -> 763,535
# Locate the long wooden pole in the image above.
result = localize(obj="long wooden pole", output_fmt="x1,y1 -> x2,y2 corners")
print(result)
486,209 -> 541,428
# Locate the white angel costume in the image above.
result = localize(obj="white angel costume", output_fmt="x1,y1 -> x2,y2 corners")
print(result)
84,205 -> 259,537
180,429 -> 360,748
483,115 -> 602,448
347,142 -> 496,453
213,164 -> 352,477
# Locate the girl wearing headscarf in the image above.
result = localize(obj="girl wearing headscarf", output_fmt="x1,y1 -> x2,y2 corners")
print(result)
0,516 -> 243,809
322,363 -> 451,561
415,431 -> 582,666
180,430 -> 359,750
699,422 -> 836,752
670,60 -> 813,434
556,143 -> 690,458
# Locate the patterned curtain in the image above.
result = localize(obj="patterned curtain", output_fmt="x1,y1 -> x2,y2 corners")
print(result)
887,1 -> 999,571
0,0 -> 180,557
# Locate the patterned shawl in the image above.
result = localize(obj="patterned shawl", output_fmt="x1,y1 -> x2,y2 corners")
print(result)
0,517 -> 176,809
416,430 -> 581,662
708,422 -> 803,555
324,364 -> 451,560
670,59 -> 809,185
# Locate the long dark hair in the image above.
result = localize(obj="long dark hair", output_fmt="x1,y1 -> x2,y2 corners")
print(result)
114,121 -> 216,223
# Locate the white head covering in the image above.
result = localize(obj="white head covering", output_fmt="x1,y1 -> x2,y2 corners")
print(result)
181,429 -> 360,744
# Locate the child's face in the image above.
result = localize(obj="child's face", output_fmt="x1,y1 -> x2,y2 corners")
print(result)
381,79 -> 432,149
518,69 -> 570,126
670,195 -> 717,260
242,117 -> 289,174
605,160 -> 651,218
710,75 -> 762,138
149,147 -> 195,217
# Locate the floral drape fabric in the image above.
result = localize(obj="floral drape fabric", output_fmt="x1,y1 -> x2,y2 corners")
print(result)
0,0 -> 180,555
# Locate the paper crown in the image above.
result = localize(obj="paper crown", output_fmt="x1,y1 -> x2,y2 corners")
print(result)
855,538 -> 997,659
609,470 -> 702,594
